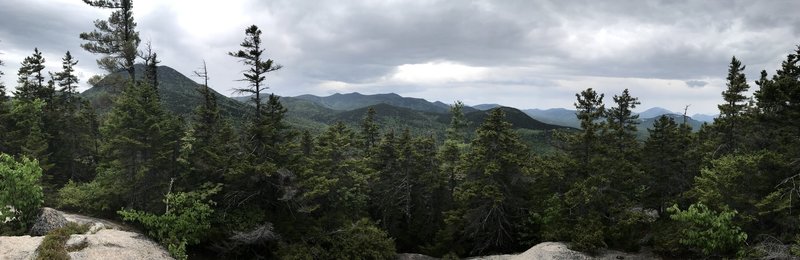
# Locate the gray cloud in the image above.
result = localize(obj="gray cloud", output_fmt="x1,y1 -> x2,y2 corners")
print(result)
685,80 -> 709,88
1,0 -> 799,114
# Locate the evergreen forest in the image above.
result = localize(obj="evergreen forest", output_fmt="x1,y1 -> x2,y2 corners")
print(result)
3,1 -> 800,259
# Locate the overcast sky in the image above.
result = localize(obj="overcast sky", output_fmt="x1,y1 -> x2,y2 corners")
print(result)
1,0 -> 799,114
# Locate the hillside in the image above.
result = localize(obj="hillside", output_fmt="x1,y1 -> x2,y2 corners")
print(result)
294,92 -> 478,114
80,65 -> 250,119
637,107 -> 673,119
467,107 -> 569,131
523,108 -> 580,128
638,114 -> 704,133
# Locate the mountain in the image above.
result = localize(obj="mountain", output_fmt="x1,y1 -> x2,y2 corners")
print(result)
473,104 -> 502,111
637,107 -> 673,119
293,92 -> 477,114
81,65 -> 250,119
692,113 -> 718,123
466,107 -> 568,131
523,108 -> 580,128
638,114 -> 704,135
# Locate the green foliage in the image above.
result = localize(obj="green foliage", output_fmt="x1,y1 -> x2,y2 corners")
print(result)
4,99 -> 51,172
325,218 -> 396,260
299,122 -> 372,227
642,115 -> 698,212
14,48 -> 52,103
0,153 -> 44,234
119,185 -> 220,260
98,80 -> 183,212
229,24 -> 281,121
57,179 -> 117,214
36,223 -> 90,260
80,0 -> 140,76
448,108 -> 532,254
667,203 -> 747,257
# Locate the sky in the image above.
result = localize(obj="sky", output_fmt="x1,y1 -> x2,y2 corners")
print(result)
1,0 -> 799,115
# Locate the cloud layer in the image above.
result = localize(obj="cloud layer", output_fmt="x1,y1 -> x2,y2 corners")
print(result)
1,0 -> 799,114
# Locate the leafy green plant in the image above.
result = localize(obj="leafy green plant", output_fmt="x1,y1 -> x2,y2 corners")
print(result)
118,184 -> 220,260
668,203 -> 747,257
0,153 -> 44,235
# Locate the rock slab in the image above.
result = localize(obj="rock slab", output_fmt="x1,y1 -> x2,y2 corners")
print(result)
0,235 -> 43,260
68,229 -> 172,260
0,208 -> 174,260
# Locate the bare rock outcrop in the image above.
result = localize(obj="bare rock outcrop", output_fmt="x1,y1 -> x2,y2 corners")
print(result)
68,229 -> 172,260
0,208 -> 173,260
0,235 -> 43,260
29,207 -> 67,236
399,242 -> 660,260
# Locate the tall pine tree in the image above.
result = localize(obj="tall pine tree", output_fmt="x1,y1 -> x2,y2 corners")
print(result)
15,48 -> 52,102
449,108 -> 531,254
80,0 -> 140,78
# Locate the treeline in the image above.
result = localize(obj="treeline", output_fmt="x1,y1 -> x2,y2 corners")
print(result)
2,0 -> 800,259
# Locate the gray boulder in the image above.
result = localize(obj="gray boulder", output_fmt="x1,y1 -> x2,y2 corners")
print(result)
29,207 -> 67,236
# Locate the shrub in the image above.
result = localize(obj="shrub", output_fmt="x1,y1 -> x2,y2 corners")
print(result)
0,153 -> 44,235
668,203 -> 747,257
36,223 -> 90,260
325,218 -> 396,260
118,184 -> 220,260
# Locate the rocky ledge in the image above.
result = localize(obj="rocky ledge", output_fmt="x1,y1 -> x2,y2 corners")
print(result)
0,208 -> 172,260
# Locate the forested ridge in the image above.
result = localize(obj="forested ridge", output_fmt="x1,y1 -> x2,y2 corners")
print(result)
3,1 -> 800,259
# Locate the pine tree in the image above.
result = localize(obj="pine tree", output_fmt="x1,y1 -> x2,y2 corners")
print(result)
0,55 -> 8,154
48,52 -> 99,185
299,122 -> 372,228
80,0 -> 140,78
0,54 -> 6,99
714,57 -> 750,154
449,108 -> 530,254
439,101 -> 469,198
54,51 -> 80,95
642,116 -> 698,213
606,89 -> 640,156
229,25 -> 282,122
572,88 -> 605,171
15,48 -> 52,102
140,43 -> 159,88
5,100 -> 51,172
93,80 -> 182,212
360,107 -> 379,152
183,61 -> 236,188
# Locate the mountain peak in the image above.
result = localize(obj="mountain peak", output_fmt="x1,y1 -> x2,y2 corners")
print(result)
637,107 -> 673,119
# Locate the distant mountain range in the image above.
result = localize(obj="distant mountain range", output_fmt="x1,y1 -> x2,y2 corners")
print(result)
79,65 -> 715,141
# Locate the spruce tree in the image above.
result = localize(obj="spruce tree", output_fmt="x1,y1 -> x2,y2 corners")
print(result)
93,80 -> 182,212
15,48 -> 52,102
606,88 -> 640,155
0,54 -> 6,99
228,25 -> 282,122
714,56 -> 750,154
439,101 -> 469,198
642,116 -> 698,213
449,108 -> 530,254
360,107 -> 379,152
0,55 -> 8,154
299,122 -> 372,228
183,61 -> 236,188
54,51 -> 80,95
80,0 -> 140,78
572,88 -> 605,170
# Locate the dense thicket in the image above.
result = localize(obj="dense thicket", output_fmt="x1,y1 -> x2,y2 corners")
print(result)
3,2 -> 800,258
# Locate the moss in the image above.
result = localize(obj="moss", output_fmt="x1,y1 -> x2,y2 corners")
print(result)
36,222 -> 90,260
